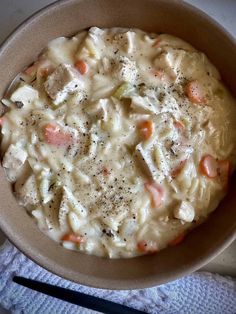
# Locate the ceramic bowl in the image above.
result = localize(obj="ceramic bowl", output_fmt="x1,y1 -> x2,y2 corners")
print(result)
0,0 -> 235,289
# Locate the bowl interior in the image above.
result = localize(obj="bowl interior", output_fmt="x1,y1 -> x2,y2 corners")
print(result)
0,0 -> 235,289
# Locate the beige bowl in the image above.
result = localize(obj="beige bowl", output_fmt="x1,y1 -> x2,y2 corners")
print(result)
0,0 -> 236,289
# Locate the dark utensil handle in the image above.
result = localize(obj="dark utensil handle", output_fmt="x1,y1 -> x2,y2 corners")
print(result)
13,276 -> 146,314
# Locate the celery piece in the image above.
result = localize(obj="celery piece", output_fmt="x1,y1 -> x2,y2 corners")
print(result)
75,36 -> 99,60
113,82 -> 134,100
85,38 -> 99,59
51,102 -> 59,110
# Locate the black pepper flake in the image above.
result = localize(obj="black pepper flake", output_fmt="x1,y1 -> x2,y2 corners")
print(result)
30,77 -> 37,84
48,183 -> 55,191
105,230 -> 114,238
15,101 -> 24,109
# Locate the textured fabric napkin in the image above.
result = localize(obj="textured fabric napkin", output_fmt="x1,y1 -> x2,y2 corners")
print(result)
0,240 -> 236,314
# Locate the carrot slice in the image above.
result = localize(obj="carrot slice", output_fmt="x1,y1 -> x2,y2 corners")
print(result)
0,117 -> 5,126
145,182 -> 164,208
38,65 -> 54,77
61,233 -> 84,244
44,124 -> 74,147
199,155 -> 218,178
171,160 -> 187,178
173,119 -> 185,131
186,80 -> 206,104
24,62 -> 39,76
75,60 -> 88,75
218,160 -> 231,191
137,240 -> 158,254
169,233 -> 185,246
139,120 -> 154,140
137,240 -> 148,252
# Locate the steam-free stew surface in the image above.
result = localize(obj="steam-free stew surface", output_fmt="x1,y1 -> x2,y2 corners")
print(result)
1,27 -> 236,258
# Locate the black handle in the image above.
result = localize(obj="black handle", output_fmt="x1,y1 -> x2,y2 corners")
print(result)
13,276 -> 147,314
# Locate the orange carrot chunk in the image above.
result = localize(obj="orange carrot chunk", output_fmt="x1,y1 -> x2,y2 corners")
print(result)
75,60 -> 88,75
139,120 -> 154,140
24,62 -> 39,76
0,117 -> 5,126
218,160 -> 231,191
173,119 -> 185,131
44,124 -> 73,147
137,240 -> 148,252
186,80 -> 206,104
61,233 -> 84,244
137,240 -> 158,254
38,65 -> 54,77
199,155 -> 218,178
169,233 -> 185,246
145,182 -> 164,208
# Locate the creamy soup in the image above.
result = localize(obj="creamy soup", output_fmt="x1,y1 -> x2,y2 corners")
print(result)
1,27 -> 236,258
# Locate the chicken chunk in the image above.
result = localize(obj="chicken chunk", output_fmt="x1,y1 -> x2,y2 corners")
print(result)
2,143 -> 27,182
89,27 -> 105,38
131,95 -> 158,114
174,201 -> 195,222
86,98 -> 108,121
113,31 -> 135,54
10,84 -> 38,108
16,174 -> 39,206
44,64 -> 84,105
114,57 -> 137,83
154,49 -> 185,80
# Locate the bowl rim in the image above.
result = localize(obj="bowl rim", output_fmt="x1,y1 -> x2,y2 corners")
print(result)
0,0 -> 236,290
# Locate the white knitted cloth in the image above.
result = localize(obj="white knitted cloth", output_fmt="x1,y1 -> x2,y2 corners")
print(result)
0,240 -> 236,314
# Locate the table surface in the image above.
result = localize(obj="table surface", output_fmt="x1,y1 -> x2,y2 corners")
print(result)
0,0 -> 235,278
